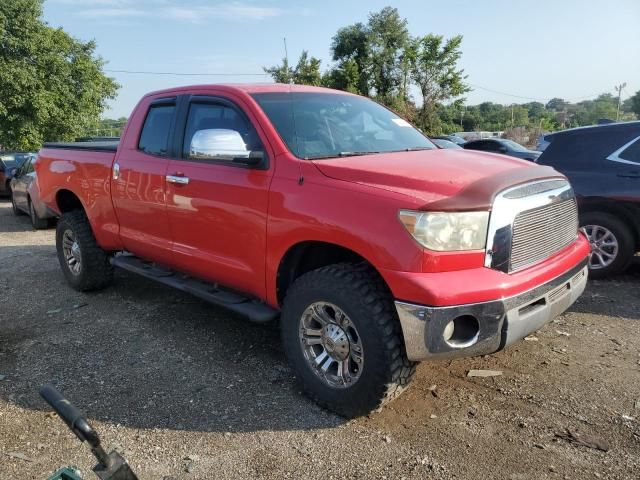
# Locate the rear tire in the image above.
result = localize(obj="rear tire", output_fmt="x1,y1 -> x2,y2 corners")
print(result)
581,211 -> 635,279
281,263 -> 416,418
56,210 -> 114,291
29,199 -> 49,229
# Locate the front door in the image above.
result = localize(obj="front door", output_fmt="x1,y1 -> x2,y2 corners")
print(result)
110,97 -> 176,265
164,95 -> 274,299
12,157 -> 32,210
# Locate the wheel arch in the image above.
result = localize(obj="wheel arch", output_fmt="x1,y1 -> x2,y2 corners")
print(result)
275,240 -> 392,307
56,188 -> 86,214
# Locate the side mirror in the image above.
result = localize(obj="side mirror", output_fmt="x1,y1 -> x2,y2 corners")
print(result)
190,128 -> 249,159
10,168 -> 18,176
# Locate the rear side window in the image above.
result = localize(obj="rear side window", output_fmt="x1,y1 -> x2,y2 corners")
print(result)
138,104 -> 175,156
617,137 -> 640,163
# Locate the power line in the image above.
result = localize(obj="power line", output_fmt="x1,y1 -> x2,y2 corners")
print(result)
105,69 -> 269,77
104,69 -> 609,103
467,83 -> 550,102
468,82 -> 604,103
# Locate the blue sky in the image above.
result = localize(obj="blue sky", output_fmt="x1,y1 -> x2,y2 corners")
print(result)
43,0 -> 640,119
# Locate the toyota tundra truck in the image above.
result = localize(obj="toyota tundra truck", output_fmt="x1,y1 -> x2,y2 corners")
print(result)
36,84 -> 591,417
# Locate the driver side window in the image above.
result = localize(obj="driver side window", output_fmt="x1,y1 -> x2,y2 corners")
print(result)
182,102 -> 263,163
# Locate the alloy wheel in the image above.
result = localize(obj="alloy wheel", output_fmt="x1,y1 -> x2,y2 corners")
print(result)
62,229 -> 82,275
581,225 -> 619,270
298,302 -> 364,389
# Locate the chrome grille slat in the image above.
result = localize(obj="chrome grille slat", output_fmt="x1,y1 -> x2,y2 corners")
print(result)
510,198 -> 578,271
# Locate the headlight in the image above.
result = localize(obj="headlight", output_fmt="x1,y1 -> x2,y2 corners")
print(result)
398,210 -> 489,251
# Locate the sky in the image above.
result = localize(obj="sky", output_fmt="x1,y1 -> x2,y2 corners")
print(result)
42,0 -> 640,119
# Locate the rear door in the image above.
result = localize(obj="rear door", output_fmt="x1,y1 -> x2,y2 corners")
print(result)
164,94 -> 274,298
110,97 -> 176,265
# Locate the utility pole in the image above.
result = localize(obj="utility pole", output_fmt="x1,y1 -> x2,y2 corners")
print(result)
615,82 -> 626,121
283,37 -> 292,84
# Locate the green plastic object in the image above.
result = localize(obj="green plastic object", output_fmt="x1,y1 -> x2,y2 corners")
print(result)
47,466 -> 82,480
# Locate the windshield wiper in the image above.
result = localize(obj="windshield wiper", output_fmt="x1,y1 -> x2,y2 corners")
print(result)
402,146 -> 433,151
306,151 -> 380,160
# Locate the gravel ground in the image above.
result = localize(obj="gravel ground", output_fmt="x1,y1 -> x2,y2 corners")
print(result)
1,198 -> 639,480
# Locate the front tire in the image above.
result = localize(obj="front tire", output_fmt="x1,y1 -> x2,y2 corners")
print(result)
10,190 -> 22,216
281,263 -> 416,418
56,210 -> 114,291
581,211 -> 635,279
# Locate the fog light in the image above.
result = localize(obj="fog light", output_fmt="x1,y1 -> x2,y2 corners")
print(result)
443,315 -> 480,348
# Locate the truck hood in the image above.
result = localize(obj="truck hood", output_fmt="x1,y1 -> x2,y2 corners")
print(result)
312,149 -> 565,211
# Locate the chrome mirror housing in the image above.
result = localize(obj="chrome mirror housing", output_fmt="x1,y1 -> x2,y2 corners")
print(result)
189,129 -> 250,160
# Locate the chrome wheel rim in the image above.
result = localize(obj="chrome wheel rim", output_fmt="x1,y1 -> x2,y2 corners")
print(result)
298,302 -> 363,389
62,229 -> 82,275
582,225 -> 618,270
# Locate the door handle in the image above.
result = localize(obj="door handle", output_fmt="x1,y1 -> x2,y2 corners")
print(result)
166,174 -> 190,185
112,162 -> 120,180
617,172 -> 640,178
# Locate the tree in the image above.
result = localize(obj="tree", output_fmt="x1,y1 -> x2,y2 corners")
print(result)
366,7 -> 409,103
625,90 -> 640,118
264,50 -> 323,86
545,98 -> 567,111
0,0 -> 119,150
323,58 -> 360,93
409,34 -> 470,133
331,23 -> 370,96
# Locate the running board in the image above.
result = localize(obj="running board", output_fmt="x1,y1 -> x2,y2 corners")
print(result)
111,254 -> 278,323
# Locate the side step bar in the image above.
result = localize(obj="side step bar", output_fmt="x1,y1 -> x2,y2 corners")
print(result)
111,254 -> 279,323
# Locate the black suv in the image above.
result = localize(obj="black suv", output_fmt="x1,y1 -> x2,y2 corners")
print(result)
537,121 -> 640,277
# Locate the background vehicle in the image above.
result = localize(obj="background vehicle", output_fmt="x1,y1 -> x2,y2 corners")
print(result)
463,138 -> 541,161
537,121 -> 640,277
10,154 -> 53,229
431,138 -> 463,149
36,84 -> 590,417
0,152 -> 33,195
432,134 -> 466,145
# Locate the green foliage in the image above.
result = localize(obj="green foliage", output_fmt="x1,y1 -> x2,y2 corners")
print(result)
622,90 -> 640,118
366,7 -> 409,103
263,50 -> 323,86
408,34 -> 470,133
264,6 -> 469,133
330,22 -> 370,96
0,0 -> 119,150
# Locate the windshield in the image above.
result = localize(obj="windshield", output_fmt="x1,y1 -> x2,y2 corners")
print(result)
1,153 -> 31,168
251,92 -> 435,159
500,140 -> 527,152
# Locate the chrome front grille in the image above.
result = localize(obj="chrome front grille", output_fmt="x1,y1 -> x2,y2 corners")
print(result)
510,198 -> 578,271
485,179 -> 578,273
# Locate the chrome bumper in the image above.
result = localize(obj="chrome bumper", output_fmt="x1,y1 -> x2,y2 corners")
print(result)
395,259 -> 589,361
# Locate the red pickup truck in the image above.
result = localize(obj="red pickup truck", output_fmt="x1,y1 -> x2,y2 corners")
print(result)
37,84 -> 590,417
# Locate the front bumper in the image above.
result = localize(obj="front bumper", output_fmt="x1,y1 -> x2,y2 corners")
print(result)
395,258 -> 588,361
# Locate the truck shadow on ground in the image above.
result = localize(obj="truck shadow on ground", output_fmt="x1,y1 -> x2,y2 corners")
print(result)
0,244 -> 343,434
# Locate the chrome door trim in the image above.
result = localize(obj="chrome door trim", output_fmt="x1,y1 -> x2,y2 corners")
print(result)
166,175 -> 190,185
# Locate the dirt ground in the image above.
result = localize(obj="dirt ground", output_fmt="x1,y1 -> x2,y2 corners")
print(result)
1,199 -> 639,480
